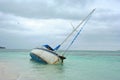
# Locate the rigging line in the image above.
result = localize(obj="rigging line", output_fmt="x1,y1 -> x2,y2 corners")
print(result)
62,14 -> 91,56
57,9 -> 96,50
62,9 -> 96,56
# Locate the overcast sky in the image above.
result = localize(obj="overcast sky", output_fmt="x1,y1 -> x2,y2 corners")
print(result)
0,0 -> 120,50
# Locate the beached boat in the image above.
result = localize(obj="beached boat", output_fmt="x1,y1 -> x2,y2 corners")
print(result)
30,9 -> 95,64
30,47 -> 65,64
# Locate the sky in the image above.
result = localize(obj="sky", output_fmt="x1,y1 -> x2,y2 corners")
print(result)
0,0 -> 120,50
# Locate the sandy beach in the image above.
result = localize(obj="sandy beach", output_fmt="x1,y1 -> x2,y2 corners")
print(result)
0,62 -> 20,80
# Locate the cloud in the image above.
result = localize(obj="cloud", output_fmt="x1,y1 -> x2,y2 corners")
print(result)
0,12 -> 73,49
0,12 -> 72,37
0,0 -> 95,19
0,0 -> 120,50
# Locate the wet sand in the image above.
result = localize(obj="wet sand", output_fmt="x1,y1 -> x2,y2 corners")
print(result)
0,62 -> 20,80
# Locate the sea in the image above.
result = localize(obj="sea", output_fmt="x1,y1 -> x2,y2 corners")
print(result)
0,49 -> 120,80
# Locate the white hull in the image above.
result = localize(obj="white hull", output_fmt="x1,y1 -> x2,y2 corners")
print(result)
30,48 -> 62,64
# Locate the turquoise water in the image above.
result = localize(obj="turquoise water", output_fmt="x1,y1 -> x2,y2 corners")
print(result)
0,49 -> 120,80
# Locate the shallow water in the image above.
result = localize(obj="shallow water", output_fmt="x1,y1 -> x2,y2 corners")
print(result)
0,49 -> 120,80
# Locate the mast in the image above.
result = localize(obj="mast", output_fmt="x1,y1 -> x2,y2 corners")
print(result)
55,9 -> 96,51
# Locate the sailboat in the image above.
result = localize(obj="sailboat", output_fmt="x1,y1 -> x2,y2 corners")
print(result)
30,9 -> 95,64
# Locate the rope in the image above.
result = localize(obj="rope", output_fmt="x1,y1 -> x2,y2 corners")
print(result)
62,14 -> 91,56
58,9 -> 96,51
62,9 -> 96,56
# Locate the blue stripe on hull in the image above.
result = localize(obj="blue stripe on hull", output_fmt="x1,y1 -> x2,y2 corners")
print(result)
30,53 -> 47,64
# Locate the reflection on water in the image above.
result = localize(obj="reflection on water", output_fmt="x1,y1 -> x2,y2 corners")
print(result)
30,60 -> 65,72
18,60 -> 66,80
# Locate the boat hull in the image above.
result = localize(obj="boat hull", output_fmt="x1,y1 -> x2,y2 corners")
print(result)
30,48 -> 62,64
